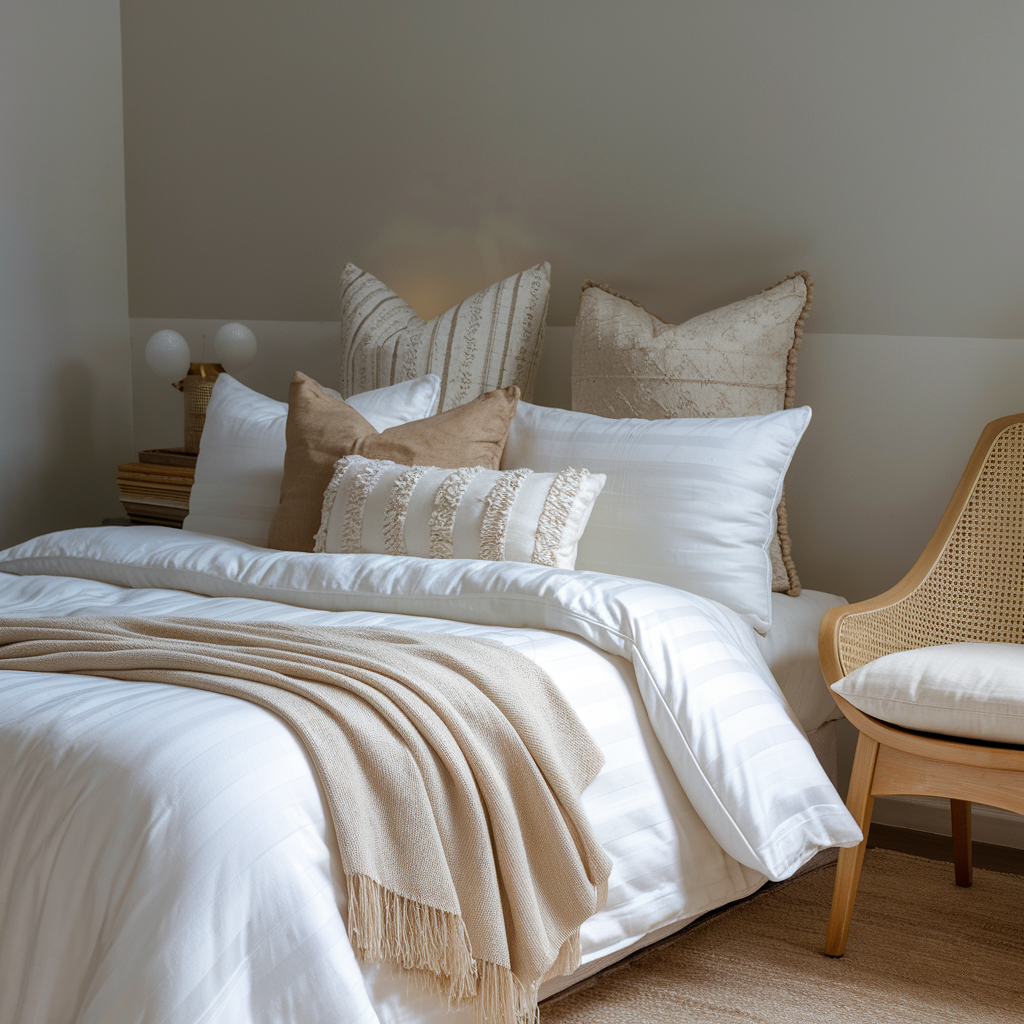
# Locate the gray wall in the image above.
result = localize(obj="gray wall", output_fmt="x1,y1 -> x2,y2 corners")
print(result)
0,0 -> 133,546
122,1 -> 1024,338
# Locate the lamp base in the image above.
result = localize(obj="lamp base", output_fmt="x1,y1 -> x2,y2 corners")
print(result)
175,363 -> 224,454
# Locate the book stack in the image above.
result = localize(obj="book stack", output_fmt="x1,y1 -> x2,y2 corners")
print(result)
117,449 -> 197,527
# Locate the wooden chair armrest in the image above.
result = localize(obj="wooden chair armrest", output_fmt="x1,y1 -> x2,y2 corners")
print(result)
818,412 -> 1024,685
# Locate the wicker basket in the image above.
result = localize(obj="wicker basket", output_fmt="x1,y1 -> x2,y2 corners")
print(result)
177,363 -> 223,453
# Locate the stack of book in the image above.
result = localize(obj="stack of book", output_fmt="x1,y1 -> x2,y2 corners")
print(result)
117,449 -> 197,527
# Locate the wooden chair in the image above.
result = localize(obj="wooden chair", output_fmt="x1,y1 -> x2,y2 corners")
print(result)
819,412 -> 1024,957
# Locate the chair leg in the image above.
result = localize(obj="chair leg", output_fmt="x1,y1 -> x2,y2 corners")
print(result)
951,799 -> 973,887
825,732 -> 879,957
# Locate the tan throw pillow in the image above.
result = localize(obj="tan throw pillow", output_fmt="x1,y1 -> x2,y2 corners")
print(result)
571,272 -> 813,595
269,372 -> 520,552
340,262 -> 550,412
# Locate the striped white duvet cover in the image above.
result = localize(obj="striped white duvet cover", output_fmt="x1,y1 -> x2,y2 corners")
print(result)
0,527 -> 859,1024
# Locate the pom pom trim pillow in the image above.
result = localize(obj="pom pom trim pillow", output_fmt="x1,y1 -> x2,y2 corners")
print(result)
340,262 -> 550,412
315,456 -> 605,567
502,402 -> 812,633
571,272 -> 813,596
184,373 -> 441,547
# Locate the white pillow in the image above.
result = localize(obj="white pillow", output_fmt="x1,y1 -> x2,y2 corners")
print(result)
314,455 -> 605,568
184,374 -> 441,546
501,402 -> 812,632
832,643 -> 1024,744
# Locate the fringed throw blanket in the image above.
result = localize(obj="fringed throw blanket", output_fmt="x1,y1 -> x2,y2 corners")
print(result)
0,617 -> 612,1023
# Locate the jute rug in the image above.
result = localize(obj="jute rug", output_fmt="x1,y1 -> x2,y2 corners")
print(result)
541,849 -> 1024,1023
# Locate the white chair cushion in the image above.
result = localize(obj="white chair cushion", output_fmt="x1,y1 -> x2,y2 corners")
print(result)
832,642 -> 1024,744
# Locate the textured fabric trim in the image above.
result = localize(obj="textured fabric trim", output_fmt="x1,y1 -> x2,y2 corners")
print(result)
533,468 -> 587,567
580,279 -> 668,324
382,467 -> 429,556
776,486 -> 801,596
480,468 -> 532,561
335,458 -> 391,554
313,458 -> 351,554
429,467 -> 483,559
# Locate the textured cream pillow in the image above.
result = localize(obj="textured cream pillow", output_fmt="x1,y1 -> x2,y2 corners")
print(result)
571,272 -> 813,596
315,455 -> 605,568
340,262 -> 550,412
269,373 -> 520,552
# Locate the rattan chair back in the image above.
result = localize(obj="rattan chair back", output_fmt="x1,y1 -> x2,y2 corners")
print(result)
836,417 -> 1024,676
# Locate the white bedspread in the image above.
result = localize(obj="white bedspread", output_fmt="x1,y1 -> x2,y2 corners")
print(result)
0,528 -> 859,1024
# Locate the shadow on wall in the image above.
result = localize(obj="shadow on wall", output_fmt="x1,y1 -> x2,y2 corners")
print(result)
359,217 -> 549,320
0,360 -> 108,544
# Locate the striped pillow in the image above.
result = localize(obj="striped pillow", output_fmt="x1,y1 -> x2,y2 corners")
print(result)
314,456 -> 605,568
340,262 -> 550,412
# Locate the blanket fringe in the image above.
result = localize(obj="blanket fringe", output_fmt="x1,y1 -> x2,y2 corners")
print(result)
346,873 -> 477,1002
477,959 -> 538,1024
543,928 -> 582,983
348,873 -> 558,1023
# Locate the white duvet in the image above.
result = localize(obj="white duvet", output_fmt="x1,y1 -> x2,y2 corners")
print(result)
0,528 -> 860,1024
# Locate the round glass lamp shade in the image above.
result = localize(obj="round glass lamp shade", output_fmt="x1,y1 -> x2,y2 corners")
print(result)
213,322 -> 257,373
145,329 -> 192,383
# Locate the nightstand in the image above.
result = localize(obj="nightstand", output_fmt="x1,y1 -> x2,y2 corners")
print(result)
117,448 -> 197,527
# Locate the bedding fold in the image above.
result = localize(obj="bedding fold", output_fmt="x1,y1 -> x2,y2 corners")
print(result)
0,615 -> 612,1024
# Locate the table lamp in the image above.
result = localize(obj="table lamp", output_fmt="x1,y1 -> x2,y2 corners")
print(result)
145,323 -> 257,453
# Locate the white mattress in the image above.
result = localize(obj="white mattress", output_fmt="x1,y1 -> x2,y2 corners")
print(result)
758,589 -> 848,733
0,529 -> 857,1024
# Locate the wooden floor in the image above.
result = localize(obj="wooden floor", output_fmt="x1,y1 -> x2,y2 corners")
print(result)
868,822 -> 1024,876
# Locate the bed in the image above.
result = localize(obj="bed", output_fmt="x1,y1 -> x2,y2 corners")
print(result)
0,525 -> 854,1024
0,272 -> 858,1023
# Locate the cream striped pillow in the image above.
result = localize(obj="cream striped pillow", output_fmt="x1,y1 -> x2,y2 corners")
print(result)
340,262 -> 550,412
314,456 -> 605,568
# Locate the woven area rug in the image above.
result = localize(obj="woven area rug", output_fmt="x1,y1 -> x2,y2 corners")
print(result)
541,849 -> 1024,1023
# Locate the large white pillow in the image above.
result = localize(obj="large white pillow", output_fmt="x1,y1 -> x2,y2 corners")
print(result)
832,643 -> 1024,744
314,455 -> 605,567
501,403 -> 812,632
184,373 -> 441,546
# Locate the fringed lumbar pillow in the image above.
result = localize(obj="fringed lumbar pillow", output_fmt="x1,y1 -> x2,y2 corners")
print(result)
571,272 -> 812,596
315,455 -> 605,568
340,262 -> 550,412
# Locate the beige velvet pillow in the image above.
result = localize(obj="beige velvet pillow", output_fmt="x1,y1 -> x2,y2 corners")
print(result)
340,262 -> 550,412
571,272 -> 813,595
269,372 -> 520,551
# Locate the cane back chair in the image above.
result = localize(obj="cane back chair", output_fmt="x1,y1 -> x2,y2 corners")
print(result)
819,412 -> 1024,957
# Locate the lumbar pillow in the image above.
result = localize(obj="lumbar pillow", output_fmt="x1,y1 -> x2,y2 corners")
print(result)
571,273 -> 813,597
184,373 -> 442,546
269,372 -> 520,552
315,455 -> 605,568
831,643 -> 1024,744
501,402 -> 812,633
340,262 -> 550,412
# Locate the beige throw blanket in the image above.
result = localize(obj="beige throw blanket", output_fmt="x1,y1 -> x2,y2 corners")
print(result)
0,617 -> 612,1023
